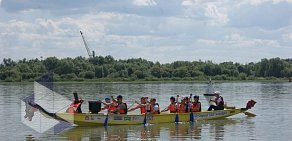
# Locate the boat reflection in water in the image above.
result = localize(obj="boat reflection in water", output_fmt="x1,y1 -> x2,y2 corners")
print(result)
58,118 -> 242,140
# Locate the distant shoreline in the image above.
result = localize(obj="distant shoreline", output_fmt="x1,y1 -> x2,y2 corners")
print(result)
1,56 -> 291,83
0,78 -> 289,84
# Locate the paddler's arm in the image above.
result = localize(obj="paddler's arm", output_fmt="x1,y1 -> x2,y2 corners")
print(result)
101,101 -> 109,105
161,105 -> 170,112
128,105 -> 140,112
111,96 -> 117,103
135,100 -> 141,105
209,99 -> 216,103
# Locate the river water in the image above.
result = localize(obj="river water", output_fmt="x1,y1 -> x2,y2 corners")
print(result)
0,82 -> 292,141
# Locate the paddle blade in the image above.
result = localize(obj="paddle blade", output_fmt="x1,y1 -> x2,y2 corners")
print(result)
104,115 -> 109,126
175,114 -> 179,123
190,112 -> 194,122
143,114 -> 147,125
244,112 -> 256,117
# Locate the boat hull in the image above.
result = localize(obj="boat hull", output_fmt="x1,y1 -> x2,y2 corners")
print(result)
55,108 -> 243,126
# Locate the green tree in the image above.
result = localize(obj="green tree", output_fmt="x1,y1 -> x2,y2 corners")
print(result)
43,57 -> 59,71
151,66 -> 162,78
79,71 -> 95,79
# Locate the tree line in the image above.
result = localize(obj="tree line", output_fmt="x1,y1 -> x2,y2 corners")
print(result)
0,56 -> 291,82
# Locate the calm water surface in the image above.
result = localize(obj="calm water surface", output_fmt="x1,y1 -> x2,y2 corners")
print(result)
0,82 -> 292,140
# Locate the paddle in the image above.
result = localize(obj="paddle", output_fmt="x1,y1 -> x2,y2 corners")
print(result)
104,109 -> 109,126
189,94 -> 194,123
244,112 -> 256,117
103,97 -> 112,127
175,95 -> 179,124
244,99 -> 257,117
143,99 -> 150,126
143,109 -> 147,126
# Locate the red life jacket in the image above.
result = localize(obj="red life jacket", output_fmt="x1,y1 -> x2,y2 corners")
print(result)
116,103 -> 128,114
169,104 -> 177,113
104,104 -> 116,112
192,102 -> 201,112
179,104 -> 185,113
140,106 -> 146,114
66,100 -> 82,113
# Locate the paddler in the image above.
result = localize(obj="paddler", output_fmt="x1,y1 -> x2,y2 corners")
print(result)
128,97 -> 148,114
178,96 -> 189,113
192,95 -> 201,112
101,96 -> 116,112
149,98 -> 160,114
208,91 -> 224,111
66,92 -> 83,113
161,96 -> 177,113
112,95 -> 128,114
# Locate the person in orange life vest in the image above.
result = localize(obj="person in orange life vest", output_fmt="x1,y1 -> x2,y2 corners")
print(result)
149,98 -> 160,114
178,96 -> 189,113
101,96 -> 116,112
128,97 -> 148,114
192,95 -> 201,112
66,92 -> 83,113
161,96 -> 177,113
112,95 -> 128,114
208,91 -> 224,111
185,96 -> 192,112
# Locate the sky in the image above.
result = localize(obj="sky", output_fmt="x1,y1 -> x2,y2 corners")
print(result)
0,0 -> 291,64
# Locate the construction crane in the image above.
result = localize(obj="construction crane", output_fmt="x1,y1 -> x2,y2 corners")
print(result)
80,31 -> 95,58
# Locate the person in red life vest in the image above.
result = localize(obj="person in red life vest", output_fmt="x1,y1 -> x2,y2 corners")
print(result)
101,96 -> 116,112
111,95 -> 128,114
161,96 -> 177,113
149,98 -> 160,114
208,91 -> 224,111
192,95 -> 201,112
128,97 -> 148,114
66,92 -> 83,113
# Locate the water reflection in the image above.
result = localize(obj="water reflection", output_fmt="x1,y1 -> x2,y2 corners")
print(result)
57,119 -> 241,141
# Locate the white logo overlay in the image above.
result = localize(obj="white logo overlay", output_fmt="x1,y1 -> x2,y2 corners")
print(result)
21,72 -> 72,133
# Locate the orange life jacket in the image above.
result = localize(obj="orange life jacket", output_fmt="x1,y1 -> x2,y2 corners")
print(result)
140,106 -> 146,114
117,103 -> 128,114
66,101 -> 82,113
192,102 -> 201,112
169,104 -> 177,113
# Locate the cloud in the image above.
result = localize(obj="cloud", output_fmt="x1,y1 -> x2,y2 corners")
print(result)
197,33 -> 278,47
204,4 -> 229,25
0,0 -> 291,64
133,0 -> 157,6
230,1 -> 292,29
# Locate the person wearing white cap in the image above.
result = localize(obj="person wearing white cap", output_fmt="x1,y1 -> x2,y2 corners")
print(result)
207,91 -> 225,111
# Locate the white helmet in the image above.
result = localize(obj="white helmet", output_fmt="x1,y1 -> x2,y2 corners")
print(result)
214,91 -> 220,95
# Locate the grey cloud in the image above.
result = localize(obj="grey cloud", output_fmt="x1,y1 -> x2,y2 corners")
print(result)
1,0 -> 182,17
229,2 -> 292,29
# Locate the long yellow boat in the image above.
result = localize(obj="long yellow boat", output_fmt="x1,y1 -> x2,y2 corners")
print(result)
31,103 -> 254,126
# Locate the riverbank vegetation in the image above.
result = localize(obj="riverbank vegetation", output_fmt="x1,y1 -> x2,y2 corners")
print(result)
0,56 -> 291,82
